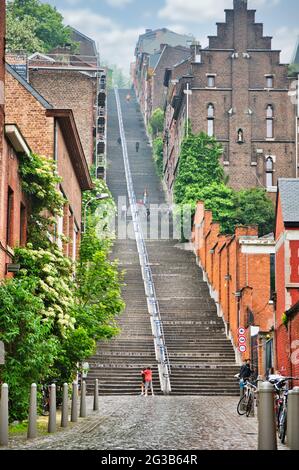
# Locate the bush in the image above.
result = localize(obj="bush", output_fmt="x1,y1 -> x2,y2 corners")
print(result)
0,279 -> 59,421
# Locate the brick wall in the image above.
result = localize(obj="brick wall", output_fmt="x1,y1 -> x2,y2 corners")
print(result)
194,201 -> 275,374
30,70 -> 96,167
5,71 -> 54,156
0,138 -> 28,279
0,0 -> 6,278
56,123 -> 82,227
5,71 -> 83,260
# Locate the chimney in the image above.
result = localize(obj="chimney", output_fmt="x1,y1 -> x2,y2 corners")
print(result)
233,0 -> 248,9
190,41 -> 202,63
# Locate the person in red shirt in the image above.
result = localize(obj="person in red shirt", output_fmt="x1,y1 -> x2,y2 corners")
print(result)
141,367 -> 154,397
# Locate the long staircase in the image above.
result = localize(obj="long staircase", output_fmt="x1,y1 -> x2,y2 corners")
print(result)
86,89 -> 239,396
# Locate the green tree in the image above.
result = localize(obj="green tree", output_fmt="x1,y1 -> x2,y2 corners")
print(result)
6,9 -> 45,53
174,132 -> 225,205
153,136 -> 164,177
232,188 -> 275,236
7,0 -> 75,52
148,108 -> 164,138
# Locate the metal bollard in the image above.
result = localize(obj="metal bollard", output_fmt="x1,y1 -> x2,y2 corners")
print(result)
258,382 -> 277,450
0,384 -> 9,446
27,383 -> 37,439
61,383 -> 69,428
80,381 -> 87,418
93,379 -> 99,412
287,386 -> 299,450
71,381 -> 78,423
48,384 -> 56,433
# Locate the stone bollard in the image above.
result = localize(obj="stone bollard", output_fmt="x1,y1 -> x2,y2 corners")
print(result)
71,381 -> 78,423
258,382 -> 277,450
93,379 -> 99,412
80,381 -> 87,418
61,383 -> 69,428
0,384 -> 9,447
48,384 -> 56,433
27,383 -> 37,439
287,386 -> 299,450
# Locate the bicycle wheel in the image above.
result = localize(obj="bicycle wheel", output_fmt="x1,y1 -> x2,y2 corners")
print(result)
246,394 -> 254,417
237,394 -> 247,415
278,409 -> 287,444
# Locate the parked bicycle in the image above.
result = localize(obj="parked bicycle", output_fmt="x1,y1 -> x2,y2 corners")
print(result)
237,376 -> 258,417
269,375 -> 299,444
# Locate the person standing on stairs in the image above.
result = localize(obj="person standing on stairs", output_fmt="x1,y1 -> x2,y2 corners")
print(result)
142,367 -> 154,397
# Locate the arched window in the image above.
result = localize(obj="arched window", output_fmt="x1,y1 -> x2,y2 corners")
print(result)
266,105 -> 274,138
207,104 -> 214,137
266,156 -> 274,187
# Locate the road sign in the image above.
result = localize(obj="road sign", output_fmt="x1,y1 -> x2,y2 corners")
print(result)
239,336 -> 246,344
238,327 -> 245,335
239,345 -> 247,353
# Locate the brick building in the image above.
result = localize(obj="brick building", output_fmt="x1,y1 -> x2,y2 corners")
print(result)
133,28 -> 194,124
163,0 -> 296,200
275,179 -> 299,383
5,27 -> 107,176
5,64 -> 92,261
193,201 -> 276,377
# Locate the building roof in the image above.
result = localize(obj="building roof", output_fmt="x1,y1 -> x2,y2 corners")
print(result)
136,28 -> 194,56
69,27 -> 98,58
278,179 -> 299,225
6,63 -> 53,109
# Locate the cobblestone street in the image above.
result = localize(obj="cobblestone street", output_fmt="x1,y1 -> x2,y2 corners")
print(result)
6,396 -> 260,450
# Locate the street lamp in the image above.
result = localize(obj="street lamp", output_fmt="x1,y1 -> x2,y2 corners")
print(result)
82,193 -> 110,233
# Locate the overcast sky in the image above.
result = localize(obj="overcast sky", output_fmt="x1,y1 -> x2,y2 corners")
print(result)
42,0 -> 299,75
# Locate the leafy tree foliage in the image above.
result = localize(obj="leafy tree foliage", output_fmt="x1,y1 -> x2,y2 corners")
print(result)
174,132 -> 225,205
0,151 -> 124,420
174,132 -> 275,236
148,108 -> 164,138
153,137 -> 164,177
0,279 -> 59,421
6,0 -> 75,52
6,8 -> 45,53
232,188 -> 275,236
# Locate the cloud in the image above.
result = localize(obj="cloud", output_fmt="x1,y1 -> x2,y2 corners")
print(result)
61,8 -> 143,75
272,27 -> 299,63
105,0 -> 133,7
159,0 -> 280,23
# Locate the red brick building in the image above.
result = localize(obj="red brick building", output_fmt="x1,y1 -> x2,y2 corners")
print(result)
275,179 -> 299,383
163,0 -> 296,200
193,201 -> 276,376
5,64 -> 92,262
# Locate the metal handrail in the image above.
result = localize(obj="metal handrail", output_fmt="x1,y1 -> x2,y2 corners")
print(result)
114,88 -> 171,394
